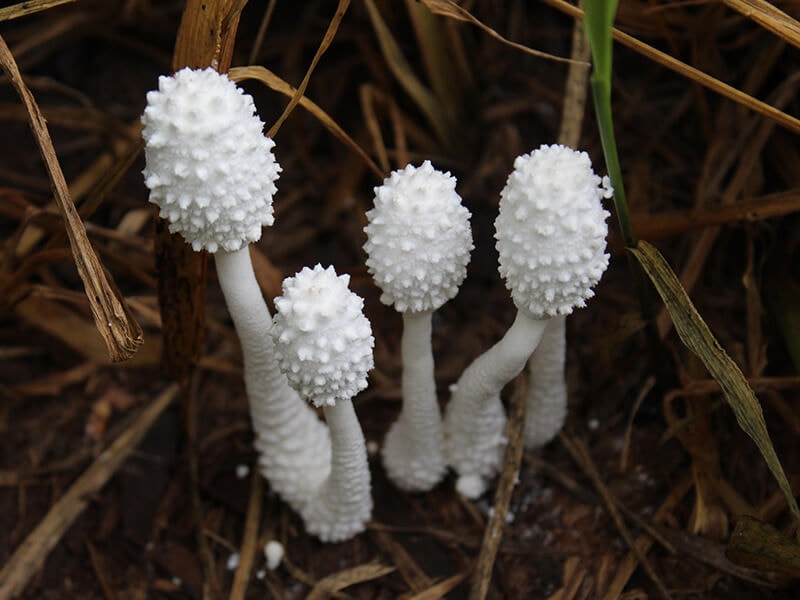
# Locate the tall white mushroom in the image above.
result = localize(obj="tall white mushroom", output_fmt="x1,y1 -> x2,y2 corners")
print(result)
443,144 -> 611,498
271,264 -> 374,542
141,67 -> 330,510
363,161 -> 473,492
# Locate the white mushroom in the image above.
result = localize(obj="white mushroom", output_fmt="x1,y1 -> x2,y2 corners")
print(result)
364,161 -> 473,492
271,264 -> 374,542
141,67 -> 330,510
443,144 -> 611,498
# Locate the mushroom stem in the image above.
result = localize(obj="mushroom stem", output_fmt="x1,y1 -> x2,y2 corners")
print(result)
443,310 -> 548,498
214,248 -> 330,510
524,315 -> 568,449
382,310 -> 446,491
301,399 -> 372,543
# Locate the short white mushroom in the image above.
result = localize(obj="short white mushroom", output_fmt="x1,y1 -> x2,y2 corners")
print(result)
443,144 -> 611,498
141,67 -> 330,510
364,161 -> 473,492
271,264 -> 374,542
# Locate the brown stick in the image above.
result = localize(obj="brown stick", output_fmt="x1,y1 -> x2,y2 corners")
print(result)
229,471 -> 263,600
0,384 -> 178,598
469,378 -> 528,600
162,4 -> 250,597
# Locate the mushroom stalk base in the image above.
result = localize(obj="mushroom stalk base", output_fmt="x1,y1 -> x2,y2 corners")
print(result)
382,310 -> 446,491
215,248 -> 331,511
301,399 -> 372,543
443,310 -> 548,498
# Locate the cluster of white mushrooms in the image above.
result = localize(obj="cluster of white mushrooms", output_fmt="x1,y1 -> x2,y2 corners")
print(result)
141,67 -> 612,542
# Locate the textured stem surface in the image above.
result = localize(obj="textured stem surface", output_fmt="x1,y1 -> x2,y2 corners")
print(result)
215,248 -> 330,510
525,315 -> 568,449
382,310 -> 446,491
443,311 -> 548,497
301,399 -> 372,542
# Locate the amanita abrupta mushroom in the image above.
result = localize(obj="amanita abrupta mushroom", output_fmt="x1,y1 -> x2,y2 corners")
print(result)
364,161 -> 473,492
141,67 -> 330,510
443,144 -> 611,498
271,264 -> 374,542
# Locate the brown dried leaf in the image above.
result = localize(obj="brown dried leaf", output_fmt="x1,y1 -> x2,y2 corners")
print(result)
630,240 -> 800,540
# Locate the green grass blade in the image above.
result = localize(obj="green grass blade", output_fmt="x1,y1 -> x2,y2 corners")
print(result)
583,0 -> 634,247
630,241 -> 800,540
583,0 -> 617,87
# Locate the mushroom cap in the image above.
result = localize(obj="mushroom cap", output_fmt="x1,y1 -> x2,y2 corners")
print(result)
495,144 -> 611,319
141,67 -> 281,253
364,161 -> 473,313
271,265 -> 374,407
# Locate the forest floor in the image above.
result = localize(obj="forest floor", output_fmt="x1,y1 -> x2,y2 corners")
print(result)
1,0 -> 800,598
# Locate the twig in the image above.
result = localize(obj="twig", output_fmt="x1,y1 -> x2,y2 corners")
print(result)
0,384 -> 178,598
469,377 -> 528,600
229,470 -> 263,600
0,34 -> 142,362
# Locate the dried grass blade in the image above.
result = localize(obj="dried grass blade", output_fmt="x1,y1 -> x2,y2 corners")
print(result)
0,34 -> 142,362
267,0 -> 349,137
420,0 -> 586,66
362,0 -> 451,149
230,65 -> 383,178
305,562 -> 395,600
723,0 -> 800,50
405,0 -> 463,125
0,0 -> 75,22
629,241 -> 800,539
542,0 -> 800,136
407,573 -> 467,599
